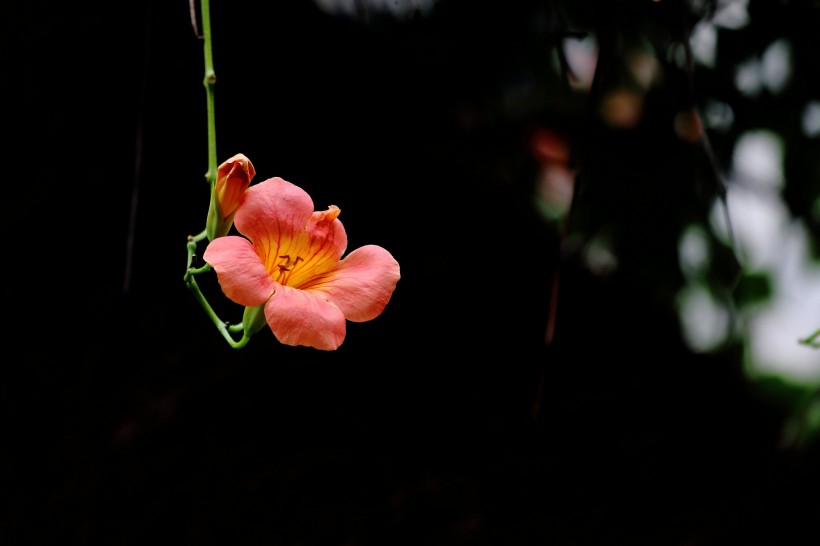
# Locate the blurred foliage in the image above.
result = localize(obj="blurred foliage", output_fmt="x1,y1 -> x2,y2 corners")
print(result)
733,270 -> 772,308
318,0 -> 820,441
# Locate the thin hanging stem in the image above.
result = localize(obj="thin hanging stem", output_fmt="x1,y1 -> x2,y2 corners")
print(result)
181,0 -> 250,350
201,0 -> 218,189
189,0 -> 201,38
184,266 -> 251,349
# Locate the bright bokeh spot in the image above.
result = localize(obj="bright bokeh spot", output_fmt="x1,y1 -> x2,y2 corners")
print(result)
583,235 -> 618,276
695,129 -> 820,383
732,129 -> 784,191
735,57 -> 762,97
712,0 -> 750,29
562,34 -> 598,92
313,0 -> 439,18
677,283 -> 731,353
733,39 -> 791,98
802,101 -> 820,137
746,284 -> 820,384
761,39 -> 792,94
678,224 -> 711,279
627,49 -> 662,89
690,21 -> 717,68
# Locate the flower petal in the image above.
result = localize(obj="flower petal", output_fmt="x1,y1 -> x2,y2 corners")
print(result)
314,245 -> 400,322
233,177 -> 316,268
203,236 -> 275,306
306,205 -> 346,256
287,206 -> 349,288
264,286 -> 347,350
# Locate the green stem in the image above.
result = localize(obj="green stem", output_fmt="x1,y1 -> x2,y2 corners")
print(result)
181,1 -> 251,350
184,266 -> 250,349
186,229 -> 208,268
201,0 -> 217,189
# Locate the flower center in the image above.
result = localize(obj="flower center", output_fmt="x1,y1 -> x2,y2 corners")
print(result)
275,254 -> 304,285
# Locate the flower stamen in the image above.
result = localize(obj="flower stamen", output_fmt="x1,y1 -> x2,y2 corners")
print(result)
276,254 -> 304,284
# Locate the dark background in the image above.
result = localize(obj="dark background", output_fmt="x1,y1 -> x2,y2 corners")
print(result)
4,0 -> 819,544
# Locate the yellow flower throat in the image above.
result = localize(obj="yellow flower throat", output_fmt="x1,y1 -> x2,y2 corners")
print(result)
275,254 -> 303,285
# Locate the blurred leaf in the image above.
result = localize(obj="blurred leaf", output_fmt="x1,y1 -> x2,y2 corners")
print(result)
754,377 -> 820,449
781,386 -> 820,450
733,270 -> 772,308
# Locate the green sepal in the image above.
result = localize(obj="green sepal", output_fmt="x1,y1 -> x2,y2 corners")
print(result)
242,303 -> 267,337
205,191 -> 236,241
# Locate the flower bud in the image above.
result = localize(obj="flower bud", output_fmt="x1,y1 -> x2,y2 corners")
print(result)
206,153 -> 256,240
